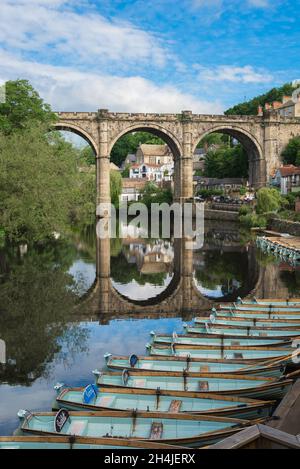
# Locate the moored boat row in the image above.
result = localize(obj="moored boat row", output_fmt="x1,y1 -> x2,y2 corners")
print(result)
3,297 -> 300,449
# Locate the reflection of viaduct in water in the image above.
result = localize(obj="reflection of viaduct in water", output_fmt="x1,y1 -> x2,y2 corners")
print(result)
80,231 -> 278,322
83,237 -> 212,321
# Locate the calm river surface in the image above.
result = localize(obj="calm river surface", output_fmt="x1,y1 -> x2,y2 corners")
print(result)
0,220 -> 300,435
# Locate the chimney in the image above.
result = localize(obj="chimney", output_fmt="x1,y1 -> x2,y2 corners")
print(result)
257,105 -> 263,116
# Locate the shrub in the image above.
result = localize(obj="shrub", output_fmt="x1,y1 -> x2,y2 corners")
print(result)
239,205 -> 253,216
239,213 -> 267,229
197,189 -> 224,199
256,187 -> 283,214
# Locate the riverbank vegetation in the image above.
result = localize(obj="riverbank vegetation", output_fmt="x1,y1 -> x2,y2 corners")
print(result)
139,182 -> 173,208
0,80 -> 116,244
238,187 -> 300,229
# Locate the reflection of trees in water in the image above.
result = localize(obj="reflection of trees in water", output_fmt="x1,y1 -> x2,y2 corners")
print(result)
280,270 -> 300,295
110,251 -> 167,286
194,251 -> 247,297
0,242 -> 89,386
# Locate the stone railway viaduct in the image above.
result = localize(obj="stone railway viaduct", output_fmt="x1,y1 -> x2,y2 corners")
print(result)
56,110 -> 300,318
56,109 -> 300,204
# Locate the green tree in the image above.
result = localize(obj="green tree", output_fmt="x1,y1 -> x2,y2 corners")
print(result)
140,181 -> 173,208
225,83 -> 296,116
256,187 -> 283,214
79,145 -> 96,166
122,164 -> 131,178
204,144 -> 248,178
110,170 -> 122,208
0,79 -> 56,134
110,131 -> 164,167
0,124 -> 78,242
282,137 -> 300,165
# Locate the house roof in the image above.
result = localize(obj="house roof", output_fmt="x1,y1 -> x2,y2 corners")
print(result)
131,163 -> 161,169
110,162 -> 121,171
277,165 -> 300,177
122,178 -> 147,189
138,144 -> 172,157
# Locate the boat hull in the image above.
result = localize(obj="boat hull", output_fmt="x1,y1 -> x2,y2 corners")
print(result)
96,371 -> 293,400
55,386 -> 275,420
17,410 -> 252,448
105,355 -> 286,378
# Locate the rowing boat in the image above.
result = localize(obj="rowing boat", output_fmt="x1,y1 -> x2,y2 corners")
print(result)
220,304 -> 300,312
0,435 -> 180,450
94,370 -> 293,400
104,354 -> 287,377
194,316 -> 300,327
148,343 -> 300,362
184,324 -> 300,339
54,383 -> 275,420
237,297 -> 300,307
16,409 -> 253,448
150,331 -> 291,348
216,309 -> 300,320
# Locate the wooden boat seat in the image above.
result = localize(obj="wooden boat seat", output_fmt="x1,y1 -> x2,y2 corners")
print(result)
168,400 -> 182,413
199,381 -> 209,391
98,396 -> 115,408
200,366 -> 210,373
67,420 -> 87,436
150,422 -> 163,439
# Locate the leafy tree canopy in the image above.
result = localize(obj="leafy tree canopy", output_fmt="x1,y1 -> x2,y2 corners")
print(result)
204,144 -> 248,178
282,137 -> 300,165
0,125 -> 79,242
0,79 -> 56,134
256,187 -> 283,214
225,83 -> 296,116
110,170 -> 122,208
110,131 -> 164,167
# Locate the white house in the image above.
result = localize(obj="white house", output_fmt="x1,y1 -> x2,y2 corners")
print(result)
129,163 -> 173,182
273,165 -> 300,194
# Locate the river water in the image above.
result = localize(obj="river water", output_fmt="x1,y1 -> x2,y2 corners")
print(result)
0,220 -> 299,435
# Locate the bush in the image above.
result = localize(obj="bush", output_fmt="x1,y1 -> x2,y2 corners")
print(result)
239,213 -> 267,229
239,205 -> 253,216
197,189 -> 224,199
256,187 -> 283,214
239,186 -> 247,196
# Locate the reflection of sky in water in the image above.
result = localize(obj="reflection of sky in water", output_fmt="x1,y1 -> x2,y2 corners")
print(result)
68,259 -> 96,294
195,283 -> 224,299
111,275 -> 173,301
0,318 -> 184,436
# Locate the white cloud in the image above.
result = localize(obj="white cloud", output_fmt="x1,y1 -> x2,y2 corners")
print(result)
0,52 -> 223,114
193,0 -> 270,10
0,0 -> 168,68
197,65 -> 273,84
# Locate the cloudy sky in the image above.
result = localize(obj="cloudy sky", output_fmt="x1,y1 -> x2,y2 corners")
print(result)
0,0 -> 299,113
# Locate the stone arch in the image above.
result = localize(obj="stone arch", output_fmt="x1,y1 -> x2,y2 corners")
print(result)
52,122 -> 99,156
108,123 -> 182,161
193,125 -> 266,187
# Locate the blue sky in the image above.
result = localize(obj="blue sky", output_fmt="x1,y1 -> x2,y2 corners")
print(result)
0,0 -> 299,113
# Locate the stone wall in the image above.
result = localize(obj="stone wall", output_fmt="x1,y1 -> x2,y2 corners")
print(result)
204,208 -> 239,222
268,217 -> 300,236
